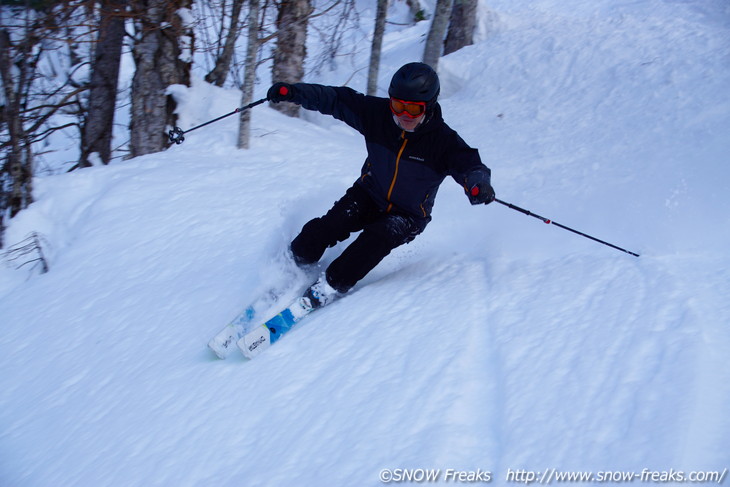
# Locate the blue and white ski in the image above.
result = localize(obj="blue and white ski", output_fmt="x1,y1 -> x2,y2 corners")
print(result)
237,297 -> 316,359
208,256 -> 321,359
207,289 -> 282,359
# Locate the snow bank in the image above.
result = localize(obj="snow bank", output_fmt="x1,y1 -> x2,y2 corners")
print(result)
1,0 -> 728,485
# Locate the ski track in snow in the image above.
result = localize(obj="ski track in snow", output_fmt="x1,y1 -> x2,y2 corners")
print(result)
216,257 -> 500,486
1,0 -> 729,485
488,256 -> 695,470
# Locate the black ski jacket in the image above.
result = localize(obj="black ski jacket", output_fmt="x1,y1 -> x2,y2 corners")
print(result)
290,83 -> 491,221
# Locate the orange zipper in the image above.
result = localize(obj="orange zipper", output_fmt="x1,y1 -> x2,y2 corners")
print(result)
420,193 -> 430,217
386,132 -> 408,212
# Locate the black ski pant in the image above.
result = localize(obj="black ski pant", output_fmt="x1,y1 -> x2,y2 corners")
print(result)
290,184 -> 428,293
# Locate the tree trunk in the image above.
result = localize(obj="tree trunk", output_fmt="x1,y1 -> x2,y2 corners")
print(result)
129,0 -> 194,158
443,0 -> 477,56
205,0 -> 246,87
271,0 -> 312,118
1,5 -> 92,245
238,0 -> 260,149
422,0 -> 453,70
0,28 -> 34,246
367,0 -> 388,96
80,0 -> 127,167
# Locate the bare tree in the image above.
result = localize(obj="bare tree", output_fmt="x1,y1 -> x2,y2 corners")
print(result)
79,0 -> 128,168
129,0 -> 194,158
204,0 -> 246,87
1,232 -> 49,274
194,0 -> 274,89
443,0 -> 476,56
270,0 -> 312,117
366,0 -> 387,96
0,27 -> 32,247
238,0 -> 260,149
1,2 -> 91,246
422,0 -> 452,70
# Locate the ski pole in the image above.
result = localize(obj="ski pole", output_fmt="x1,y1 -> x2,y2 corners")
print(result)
494,198 -> 640,257
167,97 -> 268,145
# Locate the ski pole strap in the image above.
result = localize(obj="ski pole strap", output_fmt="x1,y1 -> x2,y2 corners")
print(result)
495,198 -> 640,257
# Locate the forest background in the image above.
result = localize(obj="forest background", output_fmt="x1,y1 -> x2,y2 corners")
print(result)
0,0 -> 473,247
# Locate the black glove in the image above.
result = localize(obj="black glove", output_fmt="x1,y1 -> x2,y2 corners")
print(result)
464,170 -> 496,205
267,82 -> 295,103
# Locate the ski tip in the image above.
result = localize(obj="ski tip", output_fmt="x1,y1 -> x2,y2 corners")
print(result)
208,324 -> 246,359
237,324 -> 271,360
207,340 -> 232,360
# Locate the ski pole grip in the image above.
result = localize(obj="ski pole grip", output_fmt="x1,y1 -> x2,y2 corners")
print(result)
279,86 -> 289,96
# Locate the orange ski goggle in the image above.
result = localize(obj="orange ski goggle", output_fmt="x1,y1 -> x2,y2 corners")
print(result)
389,97 -> 426,118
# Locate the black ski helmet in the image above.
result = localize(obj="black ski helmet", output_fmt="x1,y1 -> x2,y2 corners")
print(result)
388,62 -> 440,105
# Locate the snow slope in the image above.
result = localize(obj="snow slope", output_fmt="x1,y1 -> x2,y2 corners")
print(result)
1,1 -> 729,485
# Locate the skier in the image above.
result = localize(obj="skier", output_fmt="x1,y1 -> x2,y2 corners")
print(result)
268,62 -> 495,310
